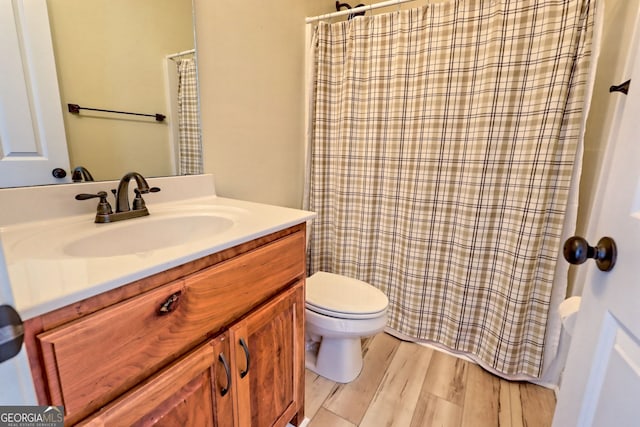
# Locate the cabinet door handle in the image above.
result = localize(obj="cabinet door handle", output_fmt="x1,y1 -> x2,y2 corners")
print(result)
157,291 -> 181,315
218,353 -> 232,396
239,338 -> 250,378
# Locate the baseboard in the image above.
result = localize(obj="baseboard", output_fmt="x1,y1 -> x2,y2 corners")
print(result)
287,417 -> 310,427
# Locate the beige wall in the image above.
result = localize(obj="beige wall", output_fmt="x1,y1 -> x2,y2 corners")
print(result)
194,1 -> 425,208
195,0 -> 332,208
48,0 -> 194,181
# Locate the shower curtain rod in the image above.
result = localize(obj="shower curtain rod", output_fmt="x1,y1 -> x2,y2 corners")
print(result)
167,48 -> 195,60
306,0 -> 416,23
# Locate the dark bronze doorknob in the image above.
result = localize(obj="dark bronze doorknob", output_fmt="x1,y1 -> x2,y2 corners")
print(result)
51,168 -> 67,179
563,236 -> 617,272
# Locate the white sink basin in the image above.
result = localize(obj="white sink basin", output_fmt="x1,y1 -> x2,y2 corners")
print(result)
6,207 -> 240,260
0,175 -> 316,321
63,213 -> 235,257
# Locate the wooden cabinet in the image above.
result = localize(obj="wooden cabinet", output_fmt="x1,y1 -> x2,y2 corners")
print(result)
230,284 -> 304,427
77,335 -> 235,427
23,225 -> 306,427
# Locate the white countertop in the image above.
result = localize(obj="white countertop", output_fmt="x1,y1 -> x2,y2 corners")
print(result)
0,175 -> 315,320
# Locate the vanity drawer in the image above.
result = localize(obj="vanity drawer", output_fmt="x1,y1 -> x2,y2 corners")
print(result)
36,230 -> 305,425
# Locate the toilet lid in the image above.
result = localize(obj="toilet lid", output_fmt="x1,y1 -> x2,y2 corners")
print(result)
306,271 -> 388,317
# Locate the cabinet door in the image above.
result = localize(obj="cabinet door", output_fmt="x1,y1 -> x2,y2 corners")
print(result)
229,282 -> 305,427
78,335 -> 235,427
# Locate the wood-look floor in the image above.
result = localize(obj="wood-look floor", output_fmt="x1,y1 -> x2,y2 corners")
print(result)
305,333 -> 556,427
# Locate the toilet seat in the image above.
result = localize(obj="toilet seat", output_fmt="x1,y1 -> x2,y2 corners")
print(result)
306,302 -> 386,320
306,271 -> 388,320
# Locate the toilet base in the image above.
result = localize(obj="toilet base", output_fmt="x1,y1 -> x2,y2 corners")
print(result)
305,336 -> 363,383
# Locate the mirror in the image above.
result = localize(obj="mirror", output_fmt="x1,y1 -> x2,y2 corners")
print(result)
43,0 -> 200,184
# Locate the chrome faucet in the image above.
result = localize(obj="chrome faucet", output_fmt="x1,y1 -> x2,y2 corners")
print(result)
75,172 -> 160,223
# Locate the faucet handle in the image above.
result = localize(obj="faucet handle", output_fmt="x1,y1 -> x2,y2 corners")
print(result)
132,187 -> 160,210
136,187 -> 161,195
75,191 -> 113,216
75,191 -> 108,201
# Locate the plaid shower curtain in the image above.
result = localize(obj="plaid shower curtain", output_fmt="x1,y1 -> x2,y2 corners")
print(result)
176,57 -> 203,175
308,0 -> 595,377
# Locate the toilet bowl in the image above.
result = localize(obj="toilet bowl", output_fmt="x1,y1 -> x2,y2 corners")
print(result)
305,271 -> 389,383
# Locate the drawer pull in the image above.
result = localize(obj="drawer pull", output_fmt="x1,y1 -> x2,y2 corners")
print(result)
157,291 -> 181,315
239,338 -> 250,378
218,353 -> 232,396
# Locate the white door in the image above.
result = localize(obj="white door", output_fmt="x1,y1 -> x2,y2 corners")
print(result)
552,12 -> 640,427
0,0 -> 70,187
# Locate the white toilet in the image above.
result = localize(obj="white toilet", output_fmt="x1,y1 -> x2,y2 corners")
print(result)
305,271 -> 389,383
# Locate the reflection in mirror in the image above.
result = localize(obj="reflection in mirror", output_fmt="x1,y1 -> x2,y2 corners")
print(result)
47,0 -> 201,182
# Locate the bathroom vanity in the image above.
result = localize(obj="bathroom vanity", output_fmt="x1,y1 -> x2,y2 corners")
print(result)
0,175 -> 314,426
